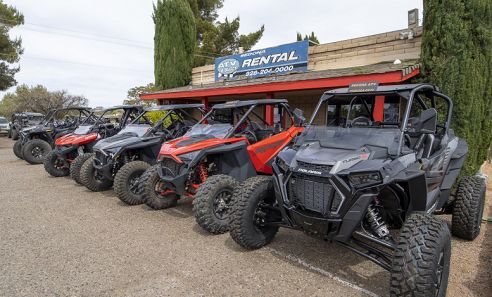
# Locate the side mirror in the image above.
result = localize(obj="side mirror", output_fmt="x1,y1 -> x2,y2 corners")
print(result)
293,108 -> 306,126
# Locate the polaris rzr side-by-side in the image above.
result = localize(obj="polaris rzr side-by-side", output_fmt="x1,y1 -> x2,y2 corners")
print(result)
229,84 -> 487,297
140,99 -> 305,234
14,107 -> 92,164
9,112 -> 45,140
43,105 -> 144,179
79,104 -> 204,203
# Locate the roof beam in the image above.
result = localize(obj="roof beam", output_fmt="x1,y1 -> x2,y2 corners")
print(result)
141,68 -> 420,100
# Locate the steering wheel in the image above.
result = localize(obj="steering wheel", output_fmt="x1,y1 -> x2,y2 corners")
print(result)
160,129 -> 173,139
404,134 -> 412,148
351,116 -> 371,127
240,130 -> 257,144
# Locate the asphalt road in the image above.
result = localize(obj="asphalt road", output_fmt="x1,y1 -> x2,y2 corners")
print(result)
0,136 -> 490,297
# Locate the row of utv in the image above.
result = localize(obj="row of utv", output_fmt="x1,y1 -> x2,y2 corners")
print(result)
10,84 -> 487,297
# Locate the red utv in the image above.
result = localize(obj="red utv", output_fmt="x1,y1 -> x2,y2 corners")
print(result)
43,105 -> 143,179
140,99 -> 305,234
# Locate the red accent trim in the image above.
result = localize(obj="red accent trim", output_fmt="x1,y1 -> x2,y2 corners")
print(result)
374,96 -> 385,122
202,97 -> 209,110
247,126 -> 304,174
265,105 -> 274,126
141,69 -> 420,100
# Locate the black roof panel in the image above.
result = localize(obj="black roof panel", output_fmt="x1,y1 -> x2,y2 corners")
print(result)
212,99 -> 288,109
324,84 -> 437,95
144,103 -> 204,112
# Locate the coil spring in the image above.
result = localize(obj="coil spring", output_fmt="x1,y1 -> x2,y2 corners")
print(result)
198,163 -> 208,183
366,204 -> 390,238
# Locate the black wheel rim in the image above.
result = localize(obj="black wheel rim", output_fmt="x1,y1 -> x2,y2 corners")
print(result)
253,200 -> 269,231
128,172 -> 142,194
93,169 -> 105,182
31,146 -> 44,159
54,157 -> 66,170
213,189 -> 233,220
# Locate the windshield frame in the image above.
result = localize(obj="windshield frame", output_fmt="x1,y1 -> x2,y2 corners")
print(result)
307,85 -> 453,156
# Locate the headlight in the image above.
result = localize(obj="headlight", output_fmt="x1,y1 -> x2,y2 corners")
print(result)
276,157 -> 290,173
348,172 -> 381,188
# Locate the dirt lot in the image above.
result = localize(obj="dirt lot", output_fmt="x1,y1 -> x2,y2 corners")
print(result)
0,136 -> 490,297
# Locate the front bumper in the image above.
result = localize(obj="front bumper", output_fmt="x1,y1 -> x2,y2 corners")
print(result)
93,152 -> 116,180
157,167 -> 189,196
272,163 -> 375,242
156,157 -> 191,196
53,145 -> 79,158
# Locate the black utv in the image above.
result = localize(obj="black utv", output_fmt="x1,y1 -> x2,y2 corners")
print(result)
230,84 -> 486,297
9,112 -> 45,140
14,107 -> 92,164
79,104 -> 204,204
43,105 -> 144,179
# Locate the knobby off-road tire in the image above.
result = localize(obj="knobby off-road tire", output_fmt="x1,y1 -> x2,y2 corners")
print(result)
452,176 -> 486,240
22,139 -> 52,165
11,129 -> 19,140
192,175 -> 239,234
43,150 -> 69,177
70,153 -> 93,185
390,213 -> 451,297
114,161 -> 150,205
13,140 -> 23,159
79,155 -> 113,192
230,176 -> 279,249
142,164 -> 178,210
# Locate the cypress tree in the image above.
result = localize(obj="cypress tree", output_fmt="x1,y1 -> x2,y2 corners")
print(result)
420,0 -> 491,175
153,0 -> 196,90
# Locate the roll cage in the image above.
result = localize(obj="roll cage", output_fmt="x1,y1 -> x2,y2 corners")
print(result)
42,107 -> 93,127
309,84 -> 453,157
196,99 -> 295,139
130,104 -> 205,137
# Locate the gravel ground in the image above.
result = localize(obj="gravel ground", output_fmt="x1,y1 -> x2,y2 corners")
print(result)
0,136 -> 490,297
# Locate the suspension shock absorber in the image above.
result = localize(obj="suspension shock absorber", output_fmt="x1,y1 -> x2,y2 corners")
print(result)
198,162 -> 208,183
366,203 -> 390,238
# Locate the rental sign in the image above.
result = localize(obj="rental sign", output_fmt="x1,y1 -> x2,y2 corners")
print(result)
214,40 -> 309,81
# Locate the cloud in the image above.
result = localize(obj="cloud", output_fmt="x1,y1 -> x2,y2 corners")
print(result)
1,0 -> 423,107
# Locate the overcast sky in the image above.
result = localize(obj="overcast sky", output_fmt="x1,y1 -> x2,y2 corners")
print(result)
3,0 -> 423,107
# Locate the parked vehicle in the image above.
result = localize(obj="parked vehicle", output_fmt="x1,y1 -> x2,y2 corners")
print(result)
9,112 -> 45,140
15,107 -> 92,164
0,117 -> 9,135
79,104 -> 205,202
229,84 -> 486,297
141,99 -> 305,234
43,105 -> 143,179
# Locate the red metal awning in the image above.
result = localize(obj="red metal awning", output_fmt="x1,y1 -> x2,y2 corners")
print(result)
141,63 -> 420,101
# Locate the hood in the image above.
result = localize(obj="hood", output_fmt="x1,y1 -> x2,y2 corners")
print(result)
55,133 -> 98,146
93,134 -> 142,152
279,140 -> 389,177
159,134 -> 246,163
21,124 -> 44,133
93,124 -> 151,152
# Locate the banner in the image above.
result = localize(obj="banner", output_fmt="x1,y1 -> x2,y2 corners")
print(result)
215,41 -> 309,81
